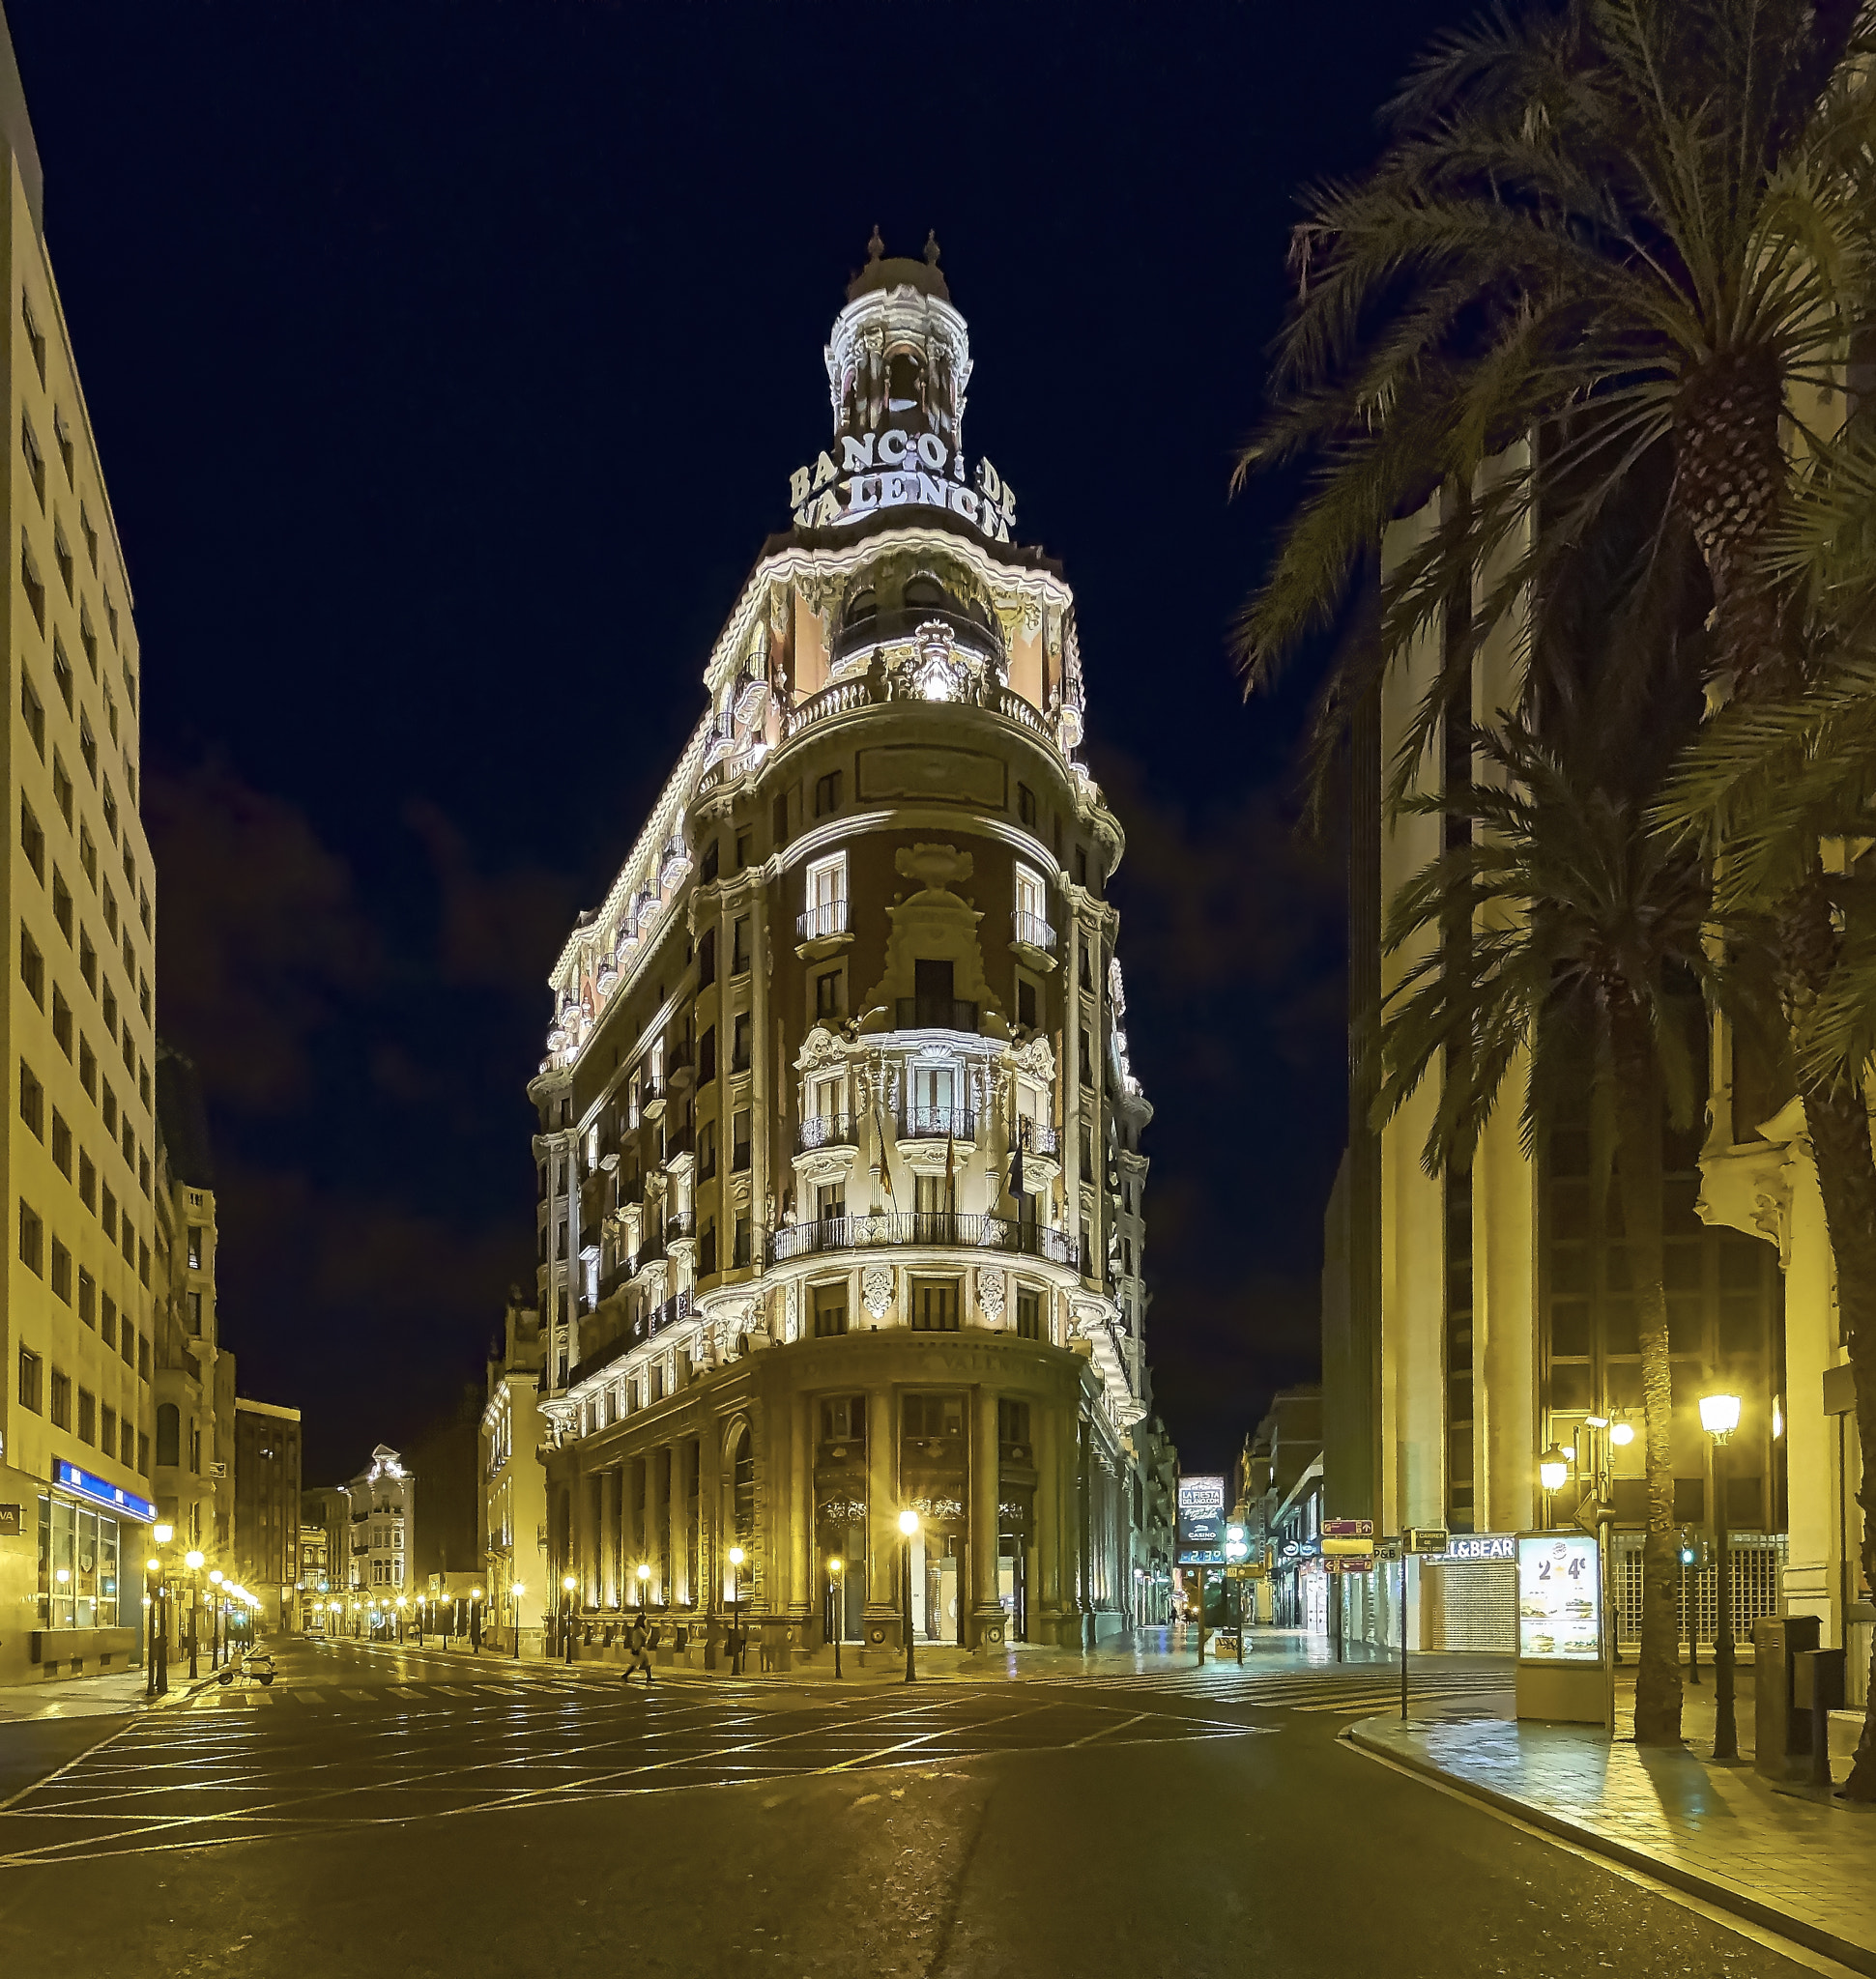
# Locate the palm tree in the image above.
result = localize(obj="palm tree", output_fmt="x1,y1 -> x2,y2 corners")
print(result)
1375,677 -> 1743,1745
1238,0 -> 1876,1789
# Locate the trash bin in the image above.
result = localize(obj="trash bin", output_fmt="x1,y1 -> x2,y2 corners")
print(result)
1753,1614 -> 1822,1781
1794,1648 -> 1847,1790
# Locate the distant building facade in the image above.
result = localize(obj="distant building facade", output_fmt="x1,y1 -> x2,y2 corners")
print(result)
342,1445 -> 413,1596
233,1397 -> 301,1631
531,243 -> 1154,1666
300,1485 -> 349,1631
480,1296 -> 548,1650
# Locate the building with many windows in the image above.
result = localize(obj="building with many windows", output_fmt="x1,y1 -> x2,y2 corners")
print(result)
233,1396 -> 301,1632
0,14 -> 164,1684
480,1293 -> 548,1652
533,239 -> 1153,1665
340,1445 -> 412,1595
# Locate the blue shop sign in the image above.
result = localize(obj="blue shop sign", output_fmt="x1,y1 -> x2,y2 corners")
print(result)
53,1460 -> 156,1524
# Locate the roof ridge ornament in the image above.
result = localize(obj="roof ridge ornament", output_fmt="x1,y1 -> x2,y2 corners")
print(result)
923,229 -> 940,267
866,224 -> 884,264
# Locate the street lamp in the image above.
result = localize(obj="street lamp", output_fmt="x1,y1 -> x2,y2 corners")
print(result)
185,1549 -> 205,1678
209,1570 -> 225,1672
728,1546 -> 745,1677
1700,1391 -> 1743,1763
636,1562 -> 650,1619
471,1587 -> 483,1654
511,1582 -> 525,1660
1538,1446 -> 1571,1526
563,1573 -> 577,1665
395,1594 -> 407,1645
826,1557 -> 844,1680
898,1508 -> 920,1684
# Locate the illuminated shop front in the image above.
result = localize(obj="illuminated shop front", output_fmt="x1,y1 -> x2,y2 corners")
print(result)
34,1461 -> 153,1668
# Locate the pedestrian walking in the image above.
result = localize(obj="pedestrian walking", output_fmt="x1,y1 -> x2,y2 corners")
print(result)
621,1614 -> 653,1687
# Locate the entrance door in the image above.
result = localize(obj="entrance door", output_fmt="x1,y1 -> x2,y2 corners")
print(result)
999,1535 -> 1026,1641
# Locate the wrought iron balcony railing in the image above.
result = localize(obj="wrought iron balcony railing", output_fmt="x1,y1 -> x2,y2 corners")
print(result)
897,1106 -> 977,1142
795,1113 -> 857,1154
771,1211 -> 1080,1271
1013,910 -> 1057,953
796,900 -> 851,943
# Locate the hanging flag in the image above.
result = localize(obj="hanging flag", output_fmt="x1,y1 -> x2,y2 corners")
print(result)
1011,1118 -> 1025,1201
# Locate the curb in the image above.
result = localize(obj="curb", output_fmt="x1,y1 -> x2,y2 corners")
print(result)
143,1671 -> 227,1711
1344,1719 -> 1876,1977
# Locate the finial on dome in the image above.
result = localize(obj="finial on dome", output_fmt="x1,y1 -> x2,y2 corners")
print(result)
866,225 -> 884,264
923,229 -> 941,267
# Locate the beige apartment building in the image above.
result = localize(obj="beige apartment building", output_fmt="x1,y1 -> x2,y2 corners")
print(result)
480,1294 -> 548,1649
532,241 -> 1155,1667
0,19 -> 166,1686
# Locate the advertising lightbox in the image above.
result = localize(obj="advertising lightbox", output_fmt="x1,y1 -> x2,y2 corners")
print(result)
1515,1532 -> 1602,1663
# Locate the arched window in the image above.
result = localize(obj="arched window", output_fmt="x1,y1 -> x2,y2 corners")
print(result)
903,575 -> 947,613
844,587 -> 877,624
731,1425 -> 755,1549
886,351 -> 924,416
156,1403 -> 180,1469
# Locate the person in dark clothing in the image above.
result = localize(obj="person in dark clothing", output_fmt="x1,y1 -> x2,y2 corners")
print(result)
621,1614 -> 653,1686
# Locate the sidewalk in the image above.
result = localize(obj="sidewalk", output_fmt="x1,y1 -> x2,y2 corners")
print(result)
1349,1671 -> 1876,1974
0,1663 -> 221,1723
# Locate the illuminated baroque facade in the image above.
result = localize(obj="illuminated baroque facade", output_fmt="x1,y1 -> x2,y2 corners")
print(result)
534,241 -> 1153,1661
0,26 -> 165,1686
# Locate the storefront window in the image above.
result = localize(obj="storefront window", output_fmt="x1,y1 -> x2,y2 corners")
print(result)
35,1492 -> 126,1629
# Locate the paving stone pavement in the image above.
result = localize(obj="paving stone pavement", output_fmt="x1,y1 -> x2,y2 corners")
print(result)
1352,1686 -> 1876,1975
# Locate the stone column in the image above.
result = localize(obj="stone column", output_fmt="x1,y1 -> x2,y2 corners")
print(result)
603,1468 -> 621,1608
1035,1389 -> 1062,1641
790,1389 -> 813,1618
568,1456 -> 589,1615
969,1384 -> 1003,1647
864,1386 -> 898,1630
651,1446 -> 669,1606
668,1440 -> 688,1607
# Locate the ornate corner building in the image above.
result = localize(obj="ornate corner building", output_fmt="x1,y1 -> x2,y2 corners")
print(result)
532,241 -> 1153,1661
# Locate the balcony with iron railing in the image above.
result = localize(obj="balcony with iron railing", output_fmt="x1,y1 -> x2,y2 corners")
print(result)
568,1286 -> 696,1391
894,995 -> 978,1034
897,1106 -> 978,1143
1014,1118 -> 1061,1158
771,1211 -> 1081,1272
796,899 -> 851,944
666,1209 -> 697,1245
795,1113 -> 857,1154
1012,909 -> 1057,956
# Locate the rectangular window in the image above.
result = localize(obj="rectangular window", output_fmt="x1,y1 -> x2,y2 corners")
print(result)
733,1214 -> 752,1269
1017,783 -> 1037,829
1080,1028 -> 1093,1085
49,1366 -> 71,1429
188,1225 -> 203,1271
813,1280 -> 849,1336
78,823 -> 96,888
732,1012 -> 751,1073
188,1289 -> 203,1335
52,871 -> 72,942
733,1107 -> 751,1171
50,1109 -> 70,1175
78,1267 -> 95,1326
136,1429 -> 149,1476
697,925 -> 716,987
20,416 -> 43,505
1017,976 -> 1038,1030
701,837 -> 719,883
78,1151 -> 94,1210
803,851 -> 848,942
18,1059 -> 43,1137
816,1182 -> 846,1220
736,829 -> 752,871
76,1388 -> 94,1445
20,667 -> 43,757
19,925 -> 43,1007
815,968 -> 843,1021
53,1236 -> 73,1303
699,1219 -> 717,1276
101,1293 -> 116,1348
732,916 -> 750,974
910,1277 -> 960,1333
814,768 -> 843,817
21,291 -> 43,382
52,754 -> 72,827
138,1333 -> 150,1380
997,1398 -> 1033,1448
17,1345 -> 41,1412
19,794 -> 43,879
695,1119 -> 716,1182
18,1199 -> 42,1274
1017,1288 -> 1042,1340
101,1404 -> 116,1459
698,1026 -> 716,1085
51,637 -> 72,707
903,1391 -> 964,1438
78,1036 -> 95,1095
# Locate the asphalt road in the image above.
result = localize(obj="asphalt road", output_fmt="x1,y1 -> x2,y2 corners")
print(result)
0,1637 -> 1823,1978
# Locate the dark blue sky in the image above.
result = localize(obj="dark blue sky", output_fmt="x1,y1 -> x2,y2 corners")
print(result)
9,0 -> 1472,1479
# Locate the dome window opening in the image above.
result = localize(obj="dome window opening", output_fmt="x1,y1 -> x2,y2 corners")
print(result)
887,351 -> 926,420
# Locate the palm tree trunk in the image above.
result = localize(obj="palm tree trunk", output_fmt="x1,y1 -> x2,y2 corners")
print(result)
1785,884 -> 1876,1799
1612,1010 -> 1684,1746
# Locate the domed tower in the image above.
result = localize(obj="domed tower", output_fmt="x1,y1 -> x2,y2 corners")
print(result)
527,248 -> 1162,1667
827,228 -> 971,461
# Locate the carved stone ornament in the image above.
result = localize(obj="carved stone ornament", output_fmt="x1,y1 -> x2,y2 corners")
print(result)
796,1024 -> 849,1074
975,1268 -> 1007,1323
862,1264 -> 895,1320
1010,1034 -> 1056,1084
785,1282 -> 800,1343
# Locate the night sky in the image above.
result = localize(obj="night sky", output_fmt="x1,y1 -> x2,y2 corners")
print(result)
8,1 -> 1474,1482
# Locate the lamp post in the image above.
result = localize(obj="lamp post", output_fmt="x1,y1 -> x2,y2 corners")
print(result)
1538,1446 -> 1570,1528
827,1556 -> 844,1680
1700,1391 -> 1743,1763
395,1595 -> 407,1645
728,1547 -> 745,1676
511,1582 -> 525,1660
636,1562 -> 650,1620
899,1508 -> 920,1684
209,1570 -> 225,1671
185,1550 -> 205,1678
471,1587 -> 483,1654
562,1573 -> 577,1665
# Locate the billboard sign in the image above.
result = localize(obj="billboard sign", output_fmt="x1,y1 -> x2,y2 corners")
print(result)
1516,1533 -> 1602,1663
1176,1476 -> 1227,1563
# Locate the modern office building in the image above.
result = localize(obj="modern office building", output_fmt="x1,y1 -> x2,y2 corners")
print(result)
532,238 -> 1154,1665
232,1396 -> 301,1631
0,14 -> 163,1684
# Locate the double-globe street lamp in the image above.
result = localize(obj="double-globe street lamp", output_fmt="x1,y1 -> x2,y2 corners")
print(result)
899,1508 -> 921,1684
1699,1391 -> 1744,1764
185,1549 -> 205,1678
144,1519 -> 174,1699
728,1547 -> 745,1676
826,1556 -> 844,1679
